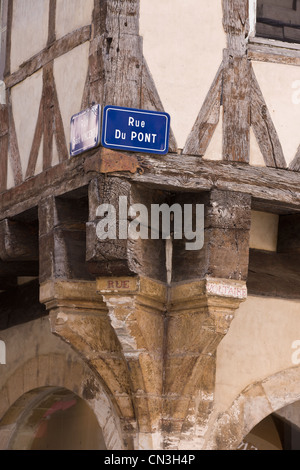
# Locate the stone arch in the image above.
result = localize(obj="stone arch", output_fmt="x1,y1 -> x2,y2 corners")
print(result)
205,365 -> 300,450
0,352 -> 126,450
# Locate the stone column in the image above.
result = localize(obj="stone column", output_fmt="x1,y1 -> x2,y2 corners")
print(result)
164,277 -> 247,450
96,276 -> 167,450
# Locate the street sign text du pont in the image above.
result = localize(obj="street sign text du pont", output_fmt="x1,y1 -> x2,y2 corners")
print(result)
101,105 -> 170,155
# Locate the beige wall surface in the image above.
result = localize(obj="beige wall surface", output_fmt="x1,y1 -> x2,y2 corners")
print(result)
11,70 -> 43,180
215,295 -> 300,413
11,0 -> 49,73
139,0 -> 226,150
56,0 -> 94,39
253,61 -> 300,168
249,211 -> 279,252
0,316 -> 71,388
53,42 -> 90,153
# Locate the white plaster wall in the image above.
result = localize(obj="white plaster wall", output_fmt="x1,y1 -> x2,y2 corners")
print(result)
11,0 -> 49,73
11,70 -> 43,179
253,61 -> 300,167
6,152 -> 14,190
53,42 -> 90,153
202,112 -> 223,161
249,211 -> 279,252
249,127 -> 266,167
139,0 -> 226,150
215,296 -> 300,412
56,0 -> 94,39
0,316 -> 70,386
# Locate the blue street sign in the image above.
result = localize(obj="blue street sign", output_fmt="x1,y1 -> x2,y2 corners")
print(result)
101,105 -> 170,155
70,104 -> 101,157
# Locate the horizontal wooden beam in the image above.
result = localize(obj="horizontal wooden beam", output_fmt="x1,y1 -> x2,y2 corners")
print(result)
0,149 -> 300,220
248,40 -> 300,66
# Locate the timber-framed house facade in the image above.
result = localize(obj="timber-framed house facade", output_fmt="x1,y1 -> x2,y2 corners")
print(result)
0,0 -> 300,450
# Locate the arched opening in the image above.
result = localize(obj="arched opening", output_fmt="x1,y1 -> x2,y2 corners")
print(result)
1,387 -> 107,450
239,401 -> 300,450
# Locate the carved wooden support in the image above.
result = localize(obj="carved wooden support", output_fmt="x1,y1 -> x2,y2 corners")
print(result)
39,279 -> 136,450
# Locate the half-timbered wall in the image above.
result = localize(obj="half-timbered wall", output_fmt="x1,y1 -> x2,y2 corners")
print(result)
0,0 -> 300,451
1,0 -> 300,192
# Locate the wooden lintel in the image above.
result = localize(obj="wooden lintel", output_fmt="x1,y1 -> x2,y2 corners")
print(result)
0,149 -> 300,220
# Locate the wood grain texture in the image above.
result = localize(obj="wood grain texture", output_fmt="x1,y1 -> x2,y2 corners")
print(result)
1,150 -> 300,219
223,54 -> 251,163
248,41 -> 300,66
48,0 -> 56,46
38,195 -> 91,283
43,63 -> 54,171
3,0 -> 12,78
222,0 -> 249,55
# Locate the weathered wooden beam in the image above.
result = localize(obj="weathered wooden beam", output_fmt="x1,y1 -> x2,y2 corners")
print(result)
250,67 -> 286,169
3,0 -> 12,78
222,0 -> 249,55
4,25 -> 91,89
38,195 -> 92,283
248,40 -> 300,67
223,54 -> 251,163
47,0 -> 57,46
43,63 -> 54,171
0,219 -> 38,261
0,150 -> 300,220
